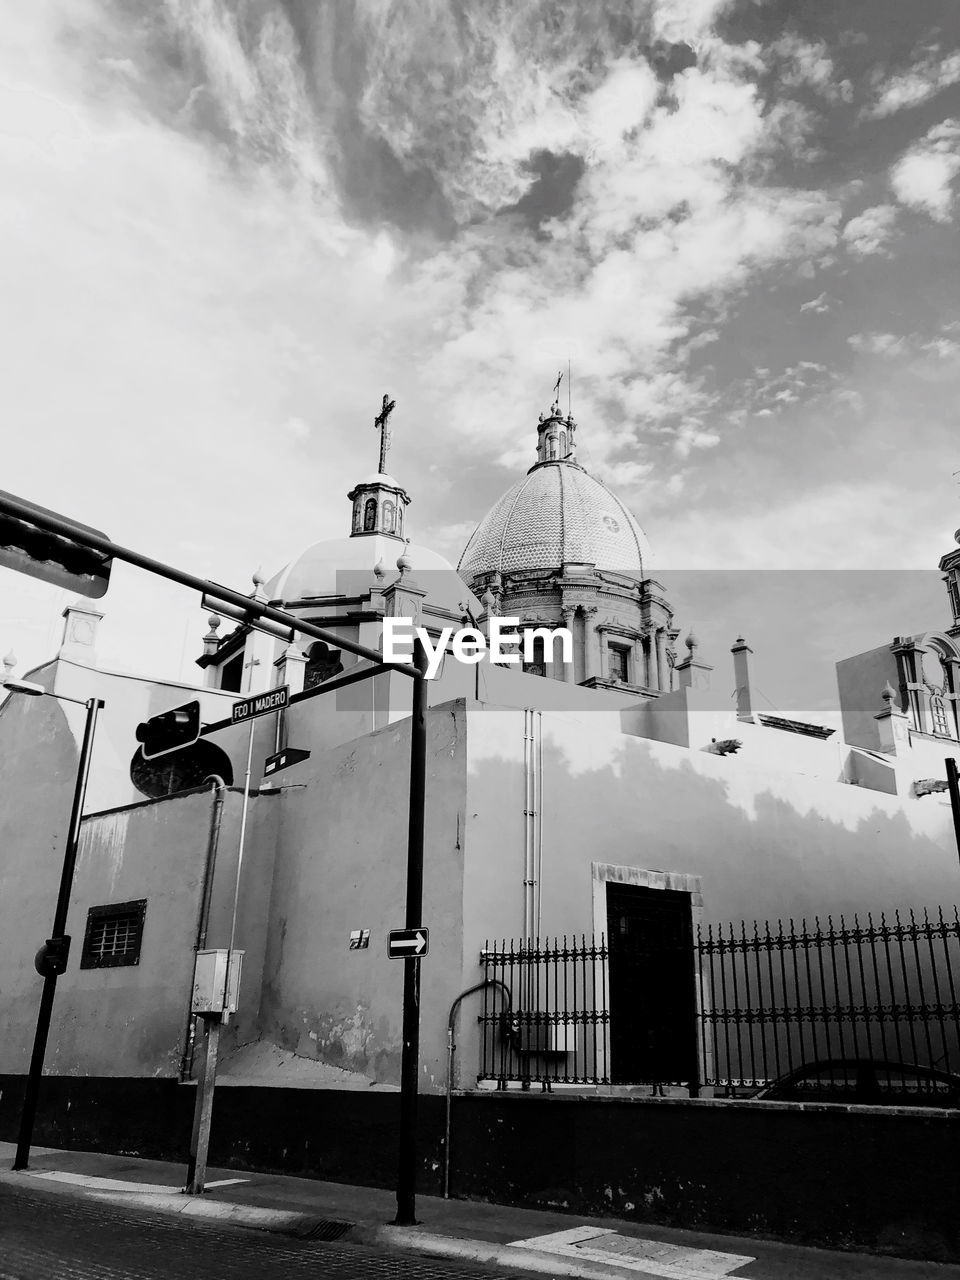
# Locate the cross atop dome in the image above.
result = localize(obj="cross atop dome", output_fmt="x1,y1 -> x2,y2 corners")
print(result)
347,393 -> 411,540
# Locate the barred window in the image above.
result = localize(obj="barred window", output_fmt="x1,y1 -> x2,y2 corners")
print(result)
80,900 -> 147,969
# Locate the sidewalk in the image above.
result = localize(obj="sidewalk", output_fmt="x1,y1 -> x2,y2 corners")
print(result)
0,1142 -> 955,1280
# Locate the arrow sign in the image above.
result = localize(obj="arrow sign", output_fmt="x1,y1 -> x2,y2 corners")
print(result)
387,927 -> 429,959
263,746 -> 310,778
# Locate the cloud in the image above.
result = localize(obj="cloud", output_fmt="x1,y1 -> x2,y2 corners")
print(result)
890,119 -> 960,221
799,292 -> 831,313
841,204 -> 898,257
771,34 -> 851,103
848,332 -> 908,357
864,49 -> 960,119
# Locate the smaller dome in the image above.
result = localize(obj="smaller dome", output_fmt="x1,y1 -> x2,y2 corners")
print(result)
354,472 -> 403,489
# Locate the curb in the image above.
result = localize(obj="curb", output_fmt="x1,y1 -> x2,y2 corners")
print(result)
365,1226 -> 665,1280
1,1169 -> 680,1280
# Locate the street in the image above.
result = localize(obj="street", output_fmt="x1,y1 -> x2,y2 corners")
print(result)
0,1184 -> 529,1280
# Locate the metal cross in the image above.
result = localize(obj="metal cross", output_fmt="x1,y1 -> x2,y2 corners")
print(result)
374,394 -> 396,474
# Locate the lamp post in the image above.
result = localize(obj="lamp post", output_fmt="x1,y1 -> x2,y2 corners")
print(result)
2,674 -> 104,1170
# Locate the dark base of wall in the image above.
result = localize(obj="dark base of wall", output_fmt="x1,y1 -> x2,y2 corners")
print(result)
1,1077 -> 956,1263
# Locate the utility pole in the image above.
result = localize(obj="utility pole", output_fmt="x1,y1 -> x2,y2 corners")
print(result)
394,638 -> 429,1225
14,696 -> 103,1170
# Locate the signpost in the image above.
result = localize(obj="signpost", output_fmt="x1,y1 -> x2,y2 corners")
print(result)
388,928 -> 429,958
263,746 -> 310,778
230,686 -> 288,725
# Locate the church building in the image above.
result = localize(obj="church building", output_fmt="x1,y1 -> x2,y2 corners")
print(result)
1,391 -> 960,1124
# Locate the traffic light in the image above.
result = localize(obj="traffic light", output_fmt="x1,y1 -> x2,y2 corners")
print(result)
34,935 -> 71,977
136,700 -> 201,760
0,490 -> 112,599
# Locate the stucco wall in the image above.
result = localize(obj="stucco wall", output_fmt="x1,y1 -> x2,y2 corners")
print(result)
837,644 -> 898,752
0,784 -> 279,1078
458,704 -> 960,1083
257,701 -> 468,1092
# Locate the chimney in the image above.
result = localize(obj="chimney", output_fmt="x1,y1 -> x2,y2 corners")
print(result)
731,636 -> 753,721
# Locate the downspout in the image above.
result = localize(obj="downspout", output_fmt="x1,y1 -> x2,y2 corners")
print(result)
535,710 -> 543,936
179,775 -> 227,1081
444,979 -> 511,1199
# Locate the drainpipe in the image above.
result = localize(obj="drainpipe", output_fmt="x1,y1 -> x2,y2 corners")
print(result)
444,979 -> 511,1199
179,775 -> 227,1082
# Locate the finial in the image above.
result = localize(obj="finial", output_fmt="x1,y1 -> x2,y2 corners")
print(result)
205,614 -> 221,636
954,528 -> 960,547
397,539 -> 412,574
2,651 -> 16,675
252,566 -> 265,589
881,680 -> 898,705
481,586 -> 497,614
685,629 -> 698,651
373,558 -> 386,582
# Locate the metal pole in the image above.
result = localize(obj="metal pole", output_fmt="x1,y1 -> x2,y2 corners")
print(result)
946,758 -> 960,871
395,640 -> 428,1225
185,731 -> 253,1193
14,696 -> 102,1170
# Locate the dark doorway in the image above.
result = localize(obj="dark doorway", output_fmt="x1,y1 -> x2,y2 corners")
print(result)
606,882 -> 697,1086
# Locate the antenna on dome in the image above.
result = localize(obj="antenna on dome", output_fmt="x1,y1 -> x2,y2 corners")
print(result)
567,358 -> 572,420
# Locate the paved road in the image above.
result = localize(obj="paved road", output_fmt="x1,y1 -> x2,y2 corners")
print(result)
0,1184 -> 529,1280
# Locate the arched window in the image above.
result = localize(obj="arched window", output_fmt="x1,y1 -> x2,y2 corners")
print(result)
548,436 -> 557,460
383,499 -> 396,533
931,693 -> 949,736
353,503 -> 363,533
559,431 -> 567,457
305,642 -> 344,690
363,498 -> 377,532
396,505 -> 403,534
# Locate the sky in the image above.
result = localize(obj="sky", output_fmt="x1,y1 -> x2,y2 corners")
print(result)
1,0 -> 959,715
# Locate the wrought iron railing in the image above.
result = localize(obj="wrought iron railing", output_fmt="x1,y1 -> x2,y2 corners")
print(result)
478,907 -> 960,1098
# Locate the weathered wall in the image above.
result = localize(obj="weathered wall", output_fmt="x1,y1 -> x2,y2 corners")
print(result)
257,701 -> 468,1091
0,785 -> 279,1078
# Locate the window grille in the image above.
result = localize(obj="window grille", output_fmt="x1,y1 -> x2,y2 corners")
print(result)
80,900 -> 147,969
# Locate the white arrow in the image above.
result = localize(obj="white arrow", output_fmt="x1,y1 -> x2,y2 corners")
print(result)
393,931 -> 427,954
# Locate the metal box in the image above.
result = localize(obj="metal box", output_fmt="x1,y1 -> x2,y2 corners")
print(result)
191,948 -> 243,1015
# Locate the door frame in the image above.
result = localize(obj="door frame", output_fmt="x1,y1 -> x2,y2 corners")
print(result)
591,862 -> 708,1088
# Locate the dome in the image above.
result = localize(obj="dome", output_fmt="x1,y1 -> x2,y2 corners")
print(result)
458,462 -> 652,583
266,534 -> 476,617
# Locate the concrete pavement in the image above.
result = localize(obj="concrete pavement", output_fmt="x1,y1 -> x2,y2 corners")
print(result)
1,1142 -> 956,1280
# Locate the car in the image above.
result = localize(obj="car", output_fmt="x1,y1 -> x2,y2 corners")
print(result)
748,1058 -> 960,1108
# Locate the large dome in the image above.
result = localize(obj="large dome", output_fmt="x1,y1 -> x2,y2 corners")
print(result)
458,461 -> 652,583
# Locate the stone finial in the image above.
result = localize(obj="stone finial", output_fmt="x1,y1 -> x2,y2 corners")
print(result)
251,566 -> 266,601
2,651 -> 15,678
481,586 -> 497,614
685,629 -> 698,651
202,614 -> 221,658
881,680 -> 898,706
397,539 -> 413,575
373,558 -> 386,583
955,528 -> 960,547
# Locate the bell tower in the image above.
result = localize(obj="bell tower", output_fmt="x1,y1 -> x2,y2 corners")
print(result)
347,393 -> 411,539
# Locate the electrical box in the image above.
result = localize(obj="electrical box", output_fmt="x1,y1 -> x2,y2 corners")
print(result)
191,949 -> 243,1016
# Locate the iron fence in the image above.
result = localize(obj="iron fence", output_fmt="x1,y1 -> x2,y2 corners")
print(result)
478,906 -> 960,1100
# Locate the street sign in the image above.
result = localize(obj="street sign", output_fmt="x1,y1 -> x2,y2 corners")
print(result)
263,746 -> 310,777
231,685 -> 288,725
387,927 -> 429,959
